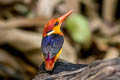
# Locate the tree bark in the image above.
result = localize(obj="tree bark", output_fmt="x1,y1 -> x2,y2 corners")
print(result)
33,58 -> 120,80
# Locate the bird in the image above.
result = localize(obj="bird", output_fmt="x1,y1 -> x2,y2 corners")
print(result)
41,10 -> 73,71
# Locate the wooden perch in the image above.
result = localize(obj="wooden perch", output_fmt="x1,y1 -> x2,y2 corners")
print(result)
33,58 -> 120,80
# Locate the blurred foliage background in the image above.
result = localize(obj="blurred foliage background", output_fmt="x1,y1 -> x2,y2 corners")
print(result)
0,0 -> 119,80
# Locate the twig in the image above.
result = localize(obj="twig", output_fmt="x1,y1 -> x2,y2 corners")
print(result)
35,0 -> 61,18
0,0 -> 32,5
102,0 -> 118,22
0,29 -> 42,52
0,18 -> 47,29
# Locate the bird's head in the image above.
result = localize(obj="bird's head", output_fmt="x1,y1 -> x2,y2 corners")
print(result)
43,10 -> 73,37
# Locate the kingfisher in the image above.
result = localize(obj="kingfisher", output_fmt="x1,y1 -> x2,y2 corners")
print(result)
41,10 -> 73,71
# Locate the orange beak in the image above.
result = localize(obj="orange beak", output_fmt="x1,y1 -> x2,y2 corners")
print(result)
58,9 -> 73,23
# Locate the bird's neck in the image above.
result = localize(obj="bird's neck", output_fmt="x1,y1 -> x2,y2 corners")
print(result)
53,26 -> 64,36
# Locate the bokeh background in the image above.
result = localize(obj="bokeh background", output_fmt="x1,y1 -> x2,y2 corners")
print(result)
0,0 -> 120,80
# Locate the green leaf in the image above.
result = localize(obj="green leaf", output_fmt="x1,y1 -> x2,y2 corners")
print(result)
65,14 -> 91,49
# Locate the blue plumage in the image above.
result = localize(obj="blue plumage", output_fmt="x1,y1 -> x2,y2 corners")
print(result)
41,34 -> 64,59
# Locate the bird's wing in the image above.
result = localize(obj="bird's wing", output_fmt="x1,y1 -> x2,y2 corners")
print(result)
41,34 -> 64,59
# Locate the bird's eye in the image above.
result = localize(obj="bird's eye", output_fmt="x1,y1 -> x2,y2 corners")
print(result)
54,21 -> 59,26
